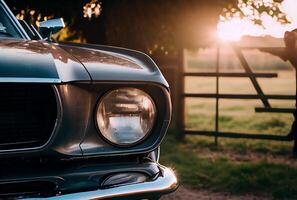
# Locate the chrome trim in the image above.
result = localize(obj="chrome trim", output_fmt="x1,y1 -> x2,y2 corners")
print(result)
0,78 -> 61,83
25,166 -> 178,200
0,85 -> 62,153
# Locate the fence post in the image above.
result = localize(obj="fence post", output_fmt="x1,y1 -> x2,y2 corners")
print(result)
214,45 -> 220,145
177,48 -> 185,139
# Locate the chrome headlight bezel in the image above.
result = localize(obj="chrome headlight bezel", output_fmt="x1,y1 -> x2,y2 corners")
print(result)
94,87 -> 157,147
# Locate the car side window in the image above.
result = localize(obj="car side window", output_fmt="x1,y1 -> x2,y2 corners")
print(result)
18,20 -> 42,40
0,5 -> 21,38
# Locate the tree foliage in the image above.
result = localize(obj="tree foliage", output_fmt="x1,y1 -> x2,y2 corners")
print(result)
220,0 -> 289,27
7,0 -> 290,56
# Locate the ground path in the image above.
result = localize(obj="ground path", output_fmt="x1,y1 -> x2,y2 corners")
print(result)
162,186 -> 270,200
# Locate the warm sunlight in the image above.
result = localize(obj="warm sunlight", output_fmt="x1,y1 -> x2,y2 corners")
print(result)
217,0 -> 297,41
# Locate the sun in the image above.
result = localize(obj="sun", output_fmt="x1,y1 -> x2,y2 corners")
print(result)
217,17 -> 263,41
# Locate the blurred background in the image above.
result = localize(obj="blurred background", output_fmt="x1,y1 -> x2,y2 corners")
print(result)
6,0 -> 297,199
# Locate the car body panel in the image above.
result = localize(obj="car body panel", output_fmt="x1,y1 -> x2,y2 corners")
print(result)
0,39 -> 90,82
0,38 -> 169,88
60,43 -> 169,87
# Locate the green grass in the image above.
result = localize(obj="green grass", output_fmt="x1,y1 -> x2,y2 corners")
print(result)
185,99 -> 294,135
160,130 -> 297,199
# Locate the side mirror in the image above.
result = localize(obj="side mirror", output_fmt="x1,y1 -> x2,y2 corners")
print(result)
39,18 -> 65,41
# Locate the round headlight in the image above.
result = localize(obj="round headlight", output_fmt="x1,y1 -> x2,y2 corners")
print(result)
96,88 -> 156,146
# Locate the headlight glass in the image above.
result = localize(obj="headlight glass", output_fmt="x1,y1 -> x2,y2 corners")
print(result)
96,88 -> 156,146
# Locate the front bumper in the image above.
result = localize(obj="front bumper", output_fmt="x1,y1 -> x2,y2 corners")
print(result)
24,165 -> 177,200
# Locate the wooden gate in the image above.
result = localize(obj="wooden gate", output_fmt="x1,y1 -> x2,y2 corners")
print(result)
178,44 -> 296,143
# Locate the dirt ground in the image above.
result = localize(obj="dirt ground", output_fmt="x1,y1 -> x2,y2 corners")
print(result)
161,186 -> 270,200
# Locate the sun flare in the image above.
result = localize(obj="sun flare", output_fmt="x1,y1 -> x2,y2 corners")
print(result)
217,0 -> 297,41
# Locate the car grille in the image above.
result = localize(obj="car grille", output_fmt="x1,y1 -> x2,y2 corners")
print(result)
0,84 -> 58,150
0,180 -> 58,198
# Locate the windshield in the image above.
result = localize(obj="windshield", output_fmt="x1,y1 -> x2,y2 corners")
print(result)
0,4 -> 21,38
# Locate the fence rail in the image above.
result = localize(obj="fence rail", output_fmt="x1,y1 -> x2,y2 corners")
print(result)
183,72 -> 278,78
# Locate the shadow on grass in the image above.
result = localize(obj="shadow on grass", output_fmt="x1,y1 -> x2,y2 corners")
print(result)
160,129 -> 297,199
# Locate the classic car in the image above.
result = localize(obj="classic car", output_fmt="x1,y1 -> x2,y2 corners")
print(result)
0,0 -> 177,199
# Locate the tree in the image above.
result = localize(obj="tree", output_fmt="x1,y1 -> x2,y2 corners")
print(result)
218,0 -> 290,39
7,0 -> 290,55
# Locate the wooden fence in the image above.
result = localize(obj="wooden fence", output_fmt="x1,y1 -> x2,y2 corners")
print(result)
157,44 -> 296,143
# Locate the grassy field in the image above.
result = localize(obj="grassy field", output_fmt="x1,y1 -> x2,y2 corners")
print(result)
160,132 -> 297,199
161,51 -> 297,199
